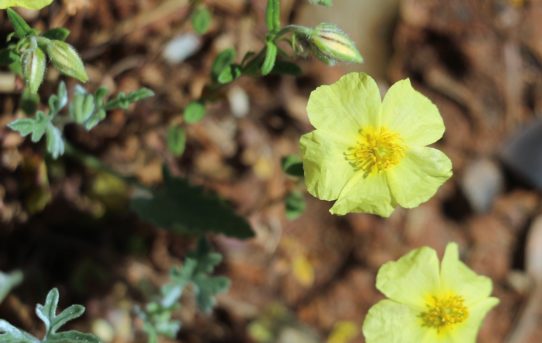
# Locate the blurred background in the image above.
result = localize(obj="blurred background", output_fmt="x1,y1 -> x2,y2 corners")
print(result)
1,0 -> 542,342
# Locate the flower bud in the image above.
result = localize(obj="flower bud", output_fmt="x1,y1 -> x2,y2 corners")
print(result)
22,47 -> 46,94
308,23 -> 363,65
46,40 -> 88,82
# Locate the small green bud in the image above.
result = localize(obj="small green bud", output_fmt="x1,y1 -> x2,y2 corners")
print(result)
307,23 -> 363,65
46,40 -> 88,82
22,47 -> 46,94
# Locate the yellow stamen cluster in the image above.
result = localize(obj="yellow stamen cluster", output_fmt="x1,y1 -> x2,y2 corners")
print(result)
345,127 -> 406,174
420,294 -> 469,332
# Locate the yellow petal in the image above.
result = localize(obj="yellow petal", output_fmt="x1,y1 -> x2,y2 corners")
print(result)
376,246 -> 440,308
300,131 -> 355,201
386,146 -> 452,209
0,0 -> 53,9
440,243 -> 494,307
362,299 -> 431,343
447,297 -> 499,343
380,79 -> 445,146
330,173 -> 395,217
306,72 -> 381,140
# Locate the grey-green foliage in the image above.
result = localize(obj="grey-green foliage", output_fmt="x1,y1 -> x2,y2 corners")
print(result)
8,82 -> 154,159
131,167 -> 253,239
0,271 -> 23,304
137,239 -> 230,343
0,288 -> 100,343
8,82 -> 68,159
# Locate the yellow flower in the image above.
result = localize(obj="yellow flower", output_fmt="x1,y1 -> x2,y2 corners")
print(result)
0,0 -> 53,10
300,72 -> 452,217
362,243 -> 499,343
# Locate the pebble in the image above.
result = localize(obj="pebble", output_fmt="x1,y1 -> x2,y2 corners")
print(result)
163,33 -> 202,64
502,120 -> 542,189
461,158 -> 504,213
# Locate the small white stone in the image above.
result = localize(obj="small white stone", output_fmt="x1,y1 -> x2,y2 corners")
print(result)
163,33 -> 202,64
228,86 -> 250,118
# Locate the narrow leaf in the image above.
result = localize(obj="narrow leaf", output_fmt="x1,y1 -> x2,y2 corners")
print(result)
261,41 -> 277,76
6,9 -> 33,39
265,0 -> 281,33
42,28 -> 70,41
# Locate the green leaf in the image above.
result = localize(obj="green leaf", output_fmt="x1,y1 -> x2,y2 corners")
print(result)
131,168 -> 254,239
281,155 -> 304,177
285,191 -> 306,220
0,289 -> 98,343
42,28 -> 70,41
7,118 -> 35,137
137,239 -> 229,343
6,8 -> 33,39
49,81 -> 68,113
271,60 -> 302,76
309,0 -> 332,6
45,125 -> 65,159
183,101 -> 206,124
191,5 -> 212,35
35,288 -> 100,342
0,320 -> 37,343
8,110 -> 49,142
217,64 -> 242,84
265,0 -> 281,34
261,41 -> 277,76
0,271 -> 23,304
69,88 -> 95,125
167,125 -> 186,157
105,87 -> 154,110
46,331 -> 101,343
211,48 -> 236,80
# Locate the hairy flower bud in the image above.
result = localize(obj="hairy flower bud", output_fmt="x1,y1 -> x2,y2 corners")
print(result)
308,23 -> 363,65
22,47 -> 46,94
46,40 -> 88,82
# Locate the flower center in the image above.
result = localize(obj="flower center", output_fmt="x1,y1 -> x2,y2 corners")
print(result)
345,127 -> 406,174
420,294 -> 469,332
